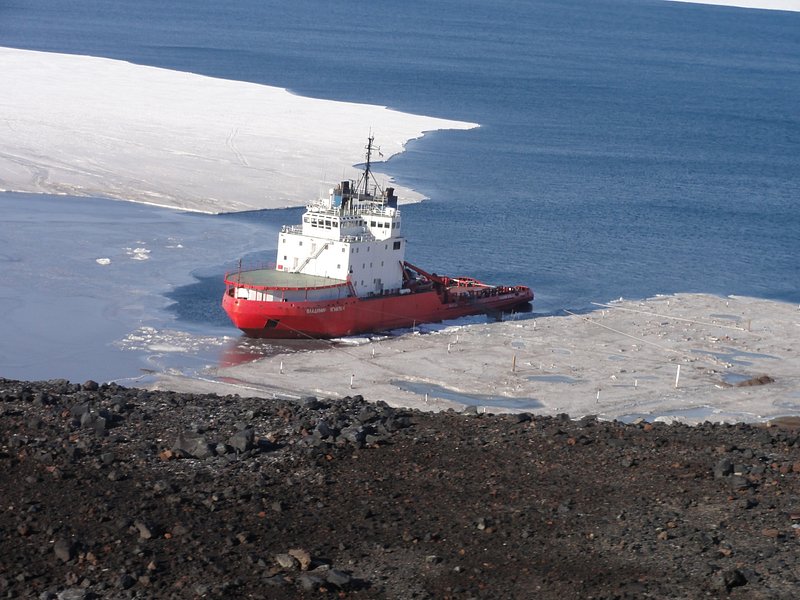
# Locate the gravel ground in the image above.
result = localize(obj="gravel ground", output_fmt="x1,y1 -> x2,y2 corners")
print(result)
1,378 -> 799,599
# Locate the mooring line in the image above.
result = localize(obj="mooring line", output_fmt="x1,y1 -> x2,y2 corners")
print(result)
590,301 -> 750,333
563,309 -> 682,356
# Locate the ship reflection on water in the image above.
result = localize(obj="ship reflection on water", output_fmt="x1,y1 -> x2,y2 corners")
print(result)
219,337 -> 332,368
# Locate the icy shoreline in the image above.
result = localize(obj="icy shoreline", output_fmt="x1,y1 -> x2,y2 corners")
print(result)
0,47 -> 477,214
153,294 -> 800,426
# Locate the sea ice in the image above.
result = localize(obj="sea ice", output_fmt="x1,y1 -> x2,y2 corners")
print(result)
0,47 -> 478,214
667,0 -> 800,11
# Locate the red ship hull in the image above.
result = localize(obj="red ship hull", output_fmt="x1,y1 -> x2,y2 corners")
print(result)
222,284 -> 533,339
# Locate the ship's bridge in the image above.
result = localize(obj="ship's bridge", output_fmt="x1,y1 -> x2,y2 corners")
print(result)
298,181 -> 401,242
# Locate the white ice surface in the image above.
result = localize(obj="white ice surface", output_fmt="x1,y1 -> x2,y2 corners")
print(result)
0,47 -> 477,214
666,0 -> 800,10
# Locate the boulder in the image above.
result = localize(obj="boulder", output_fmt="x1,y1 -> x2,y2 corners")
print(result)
228,427 -> 255,453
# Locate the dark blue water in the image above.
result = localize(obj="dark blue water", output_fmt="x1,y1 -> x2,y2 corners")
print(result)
3,0 -> 799,318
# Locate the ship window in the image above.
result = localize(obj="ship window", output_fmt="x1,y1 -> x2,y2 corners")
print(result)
299,241 -> 303,246
337,264 -> 340,269
370,263 -> 373,268
381,261 -> 384,266
370,221 -> 376,227
342,247 -> 345,252
283,255 -> 287,260
393,241 -> 401,250
385,244 -> 388,249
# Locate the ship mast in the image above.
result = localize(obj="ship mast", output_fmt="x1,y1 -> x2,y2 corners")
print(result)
362,134 -> 375,195
353,133 -> 384,198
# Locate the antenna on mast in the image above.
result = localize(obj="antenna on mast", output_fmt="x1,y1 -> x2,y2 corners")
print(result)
363,133 -> 375,195
354,132 -> 384,198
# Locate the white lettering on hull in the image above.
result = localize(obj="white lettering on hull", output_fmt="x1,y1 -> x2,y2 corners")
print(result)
306,305 -> 347,314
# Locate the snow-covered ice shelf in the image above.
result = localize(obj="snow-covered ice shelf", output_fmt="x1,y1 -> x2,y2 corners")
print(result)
0,47 -> 477,214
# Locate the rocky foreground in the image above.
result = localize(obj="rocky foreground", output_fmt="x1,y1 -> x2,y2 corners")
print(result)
1,379 -> 799,599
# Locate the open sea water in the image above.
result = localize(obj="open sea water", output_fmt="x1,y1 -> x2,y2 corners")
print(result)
2,0 -> 799,371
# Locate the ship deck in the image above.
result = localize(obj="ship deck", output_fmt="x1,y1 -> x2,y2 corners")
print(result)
225,268 -> 347,290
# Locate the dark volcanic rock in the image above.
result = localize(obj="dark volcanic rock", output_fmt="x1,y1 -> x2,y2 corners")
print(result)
228,427 -> 255,452
173,431 -> 215,459
1,377 -> 799,599
52,538 -> 76,563
714,457 -> 734,478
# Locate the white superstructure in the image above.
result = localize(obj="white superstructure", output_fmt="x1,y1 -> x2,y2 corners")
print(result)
276,146 -> 407,298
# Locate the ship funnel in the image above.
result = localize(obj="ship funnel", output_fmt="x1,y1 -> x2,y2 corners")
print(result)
339,181 -> 351,211
386,187 -> 398,209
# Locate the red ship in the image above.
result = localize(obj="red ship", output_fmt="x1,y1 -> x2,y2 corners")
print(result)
222,137 -> 533,339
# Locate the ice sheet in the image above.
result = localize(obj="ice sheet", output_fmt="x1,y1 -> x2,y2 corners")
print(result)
667,0 -> 800,11
0,47 -> 478,214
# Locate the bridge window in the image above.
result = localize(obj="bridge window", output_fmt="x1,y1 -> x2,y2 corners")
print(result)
393,241 -> 401,250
